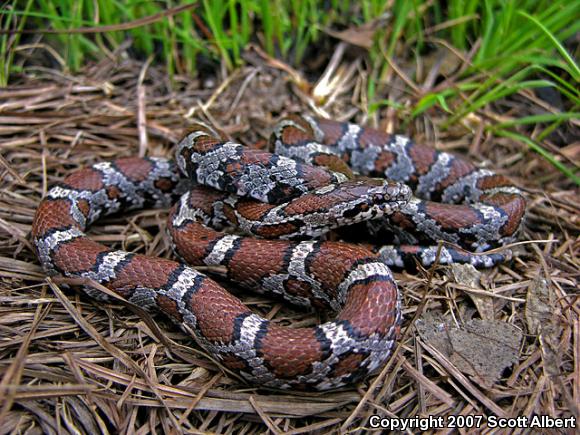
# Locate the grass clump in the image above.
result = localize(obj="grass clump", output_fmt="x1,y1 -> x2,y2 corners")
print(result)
1,0 -> 578,182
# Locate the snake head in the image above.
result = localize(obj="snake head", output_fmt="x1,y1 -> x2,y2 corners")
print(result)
341,178 -> 411,218
366,178 -> 412,205
301,178 -> 412,233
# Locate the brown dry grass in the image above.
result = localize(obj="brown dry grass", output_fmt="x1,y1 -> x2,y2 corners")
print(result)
0,50 -> 578,434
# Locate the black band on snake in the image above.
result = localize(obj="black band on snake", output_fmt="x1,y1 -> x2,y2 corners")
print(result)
31,116 -> 526,390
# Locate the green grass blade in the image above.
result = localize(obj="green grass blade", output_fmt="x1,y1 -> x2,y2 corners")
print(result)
496,129 -> 579,186
516,10 -> 580,82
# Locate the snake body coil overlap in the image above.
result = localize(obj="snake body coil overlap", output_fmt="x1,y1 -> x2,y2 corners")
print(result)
32,116 -> 526,390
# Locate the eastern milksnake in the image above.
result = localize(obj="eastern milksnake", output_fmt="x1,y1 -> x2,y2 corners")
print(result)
32,116 -> 526,390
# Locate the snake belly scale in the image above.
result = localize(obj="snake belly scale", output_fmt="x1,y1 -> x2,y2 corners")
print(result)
31,116 -> 526,390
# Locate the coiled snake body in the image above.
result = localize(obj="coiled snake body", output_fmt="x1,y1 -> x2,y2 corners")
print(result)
32,116 -> 526,390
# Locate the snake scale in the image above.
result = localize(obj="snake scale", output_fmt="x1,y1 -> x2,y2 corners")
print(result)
32,116 -> 526,390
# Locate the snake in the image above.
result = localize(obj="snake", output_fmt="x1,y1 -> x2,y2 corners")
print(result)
31,116 -> 526,390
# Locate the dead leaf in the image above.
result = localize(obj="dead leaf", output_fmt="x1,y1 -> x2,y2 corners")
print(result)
559,142 -> 580,162
323,15 -> 390,49
525,275 -> 562,377
450,263 -> 495,320
420,45 -> 463,77
416,312 -> 522,388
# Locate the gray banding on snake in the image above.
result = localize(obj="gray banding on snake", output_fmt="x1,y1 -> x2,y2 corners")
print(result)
32,116 -> 526,390
273,115 -> 526,266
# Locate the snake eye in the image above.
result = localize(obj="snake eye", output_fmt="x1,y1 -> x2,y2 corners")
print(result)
343,202 -> 371,219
